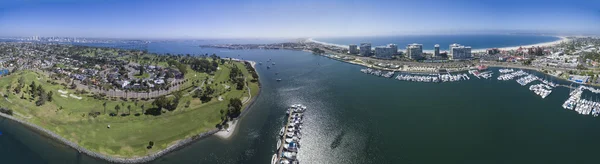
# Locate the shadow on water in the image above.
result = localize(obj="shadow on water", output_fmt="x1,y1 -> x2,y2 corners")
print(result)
330,131 -> 345,150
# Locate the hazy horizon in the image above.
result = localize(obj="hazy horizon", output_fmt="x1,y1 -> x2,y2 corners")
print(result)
1,0 -> 599,38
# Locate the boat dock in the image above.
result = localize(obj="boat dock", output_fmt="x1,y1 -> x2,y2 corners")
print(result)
272,104 -> 305,164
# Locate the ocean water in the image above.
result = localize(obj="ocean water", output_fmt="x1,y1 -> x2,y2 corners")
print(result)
2,38 -> 600,164
314,34 -> 561,50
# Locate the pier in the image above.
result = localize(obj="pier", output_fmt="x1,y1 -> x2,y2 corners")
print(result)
276,110 -> 293,158
272,104 -> 305,164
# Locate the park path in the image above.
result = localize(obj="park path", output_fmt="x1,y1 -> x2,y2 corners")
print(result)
242,77 -> 252,104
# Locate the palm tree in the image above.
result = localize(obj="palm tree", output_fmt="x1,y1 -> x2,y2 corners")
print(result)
115,105 -> 120,115
103,102 -> 107,114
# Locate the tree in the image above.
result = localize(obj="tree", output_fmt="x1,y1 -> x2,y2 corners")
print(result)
235,77 -> 244,90
227,98 -> 243,118
312,48 -> 325,54
103,102 -> 107,114
18,77 -> 25,86
30,81 -> 36,96
115,105 -> 121,114
139,65 -> 145,76
47,91 -> 53,102
35,94 -> 46,106
153,96 -> 168,110
141,104 -> 145,114
147,141 -> 154,149
200,86 -> 214,102
251,71 -> 259,80
127,105 -> 132,114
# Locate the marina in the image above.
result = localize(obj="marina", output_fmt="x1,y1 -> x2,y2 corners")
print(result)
361,65 -> 600,118
272,104 -> 306,164
529,84 -> 553,99
562,86 -> 600,116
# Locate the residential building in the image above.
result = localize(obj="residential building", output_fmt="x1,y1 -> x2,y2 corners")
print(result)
359,43 -> 372,56
449,43 -> 472,60
406,43 -> 423,59
434,44 -> 440,57
487,48 -> 500,55
349,44 -> 358,54
374,44 -> 398,59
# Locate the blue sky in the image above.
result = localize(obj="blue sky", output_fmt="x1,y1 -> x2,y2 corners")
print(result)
0,0 -> 598,39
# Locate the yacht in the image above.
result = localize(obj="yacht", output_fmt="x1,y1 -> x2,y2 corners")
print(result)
279,127 -> 284,136
271,154 -> 278,164
279,159 -> 290,164
282,151 -> 297,160
284,141 -> 299,152
277,139 -> 282,150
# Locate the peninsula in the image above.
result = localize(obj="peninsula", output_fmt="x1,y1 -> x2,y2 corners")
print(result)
201,37 -> 600,86
0,42 -> 260,162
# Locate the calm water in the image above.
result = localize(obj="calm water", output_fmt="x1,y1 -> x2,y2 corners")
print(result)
314,34 -> 560,50
2,39 -> 600,164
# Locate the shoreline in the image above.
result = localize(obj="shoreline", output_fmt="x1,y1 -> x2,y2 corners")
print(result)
0,59 -> 262,163
307,36 -> 570,53
214,59 -> 262,140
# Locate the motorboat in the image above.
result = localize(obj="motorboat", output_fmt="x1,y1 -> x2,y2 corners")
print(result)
282,151 -> 297,160
279,159 -> 290,164
285,138 -> 293,143
279,127 -> 284,136
271,154 -> 278,164
286,132 -> 294,138
283,142 -> 299,152
277,139 -> 282,150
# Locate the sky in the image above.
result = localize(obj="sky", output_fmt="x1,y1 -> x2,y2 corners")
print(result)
0,0 -> 599,39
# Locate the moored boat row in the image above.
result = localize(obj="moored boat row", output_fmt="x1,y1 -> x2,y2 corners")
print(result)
360,68 -> 394,78
273,104 -> 306,164
529,84 -> 553,99
516,75 -> 539,86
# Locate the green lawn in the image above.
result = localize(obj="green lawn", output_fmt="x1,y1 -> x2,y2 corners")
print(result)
133,72 -> 149,79
0,60 -> 260,158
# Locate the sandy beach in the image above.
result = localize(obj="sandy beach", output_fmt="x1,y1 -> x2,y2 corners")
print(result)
471,36 -> 570,52
214,120 -> 238,139
308,36 -> 570,53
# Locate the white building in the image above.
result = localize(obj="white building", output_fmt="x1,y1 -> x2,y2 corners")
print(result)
349,44 -> 358,54
406,43 -> 423,59
360,43 -> 372,56
374,44 -> 398,59
434,44 -> 440,57
449,43 -> 472,60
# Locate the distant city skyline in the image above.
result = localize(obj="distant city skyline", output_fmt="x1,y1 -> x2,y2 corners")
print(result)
0,0 -> 599,39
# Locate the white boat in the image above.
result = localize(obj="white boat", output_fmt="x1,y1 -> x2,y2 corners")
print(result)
286,132 -> 294,138
271,154 -> 278,164
283,151 -> 297,159
279,127 -> 284,136
277,139 -> 282,150
279,159 -> 290,164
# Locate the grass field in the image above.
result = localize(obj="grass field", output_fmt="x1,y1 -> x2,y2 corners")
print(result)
0,60 -> 259,158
